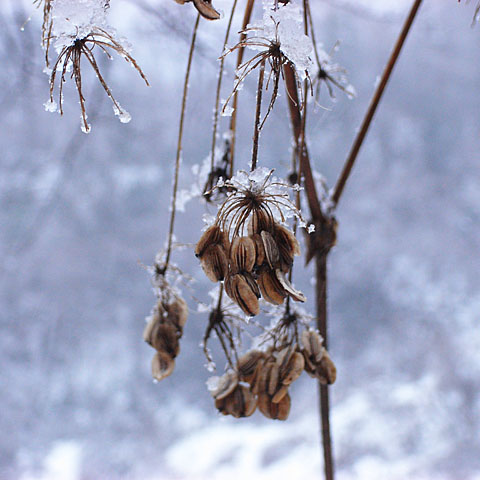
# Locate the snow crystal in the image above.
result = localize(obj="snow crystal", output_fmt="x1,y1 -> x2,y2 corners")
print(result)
221,103 -> 234,117
43,99 -> 58,113
112,104 -> 131,124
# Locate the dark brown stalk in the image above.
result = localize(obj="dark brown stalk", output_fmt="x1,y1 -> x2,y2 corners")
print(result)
331,0 -> 423,206
163,14 -> 200,273
228,0 -> 255,176
210,0 -> 238,171
251,60 -> 265,171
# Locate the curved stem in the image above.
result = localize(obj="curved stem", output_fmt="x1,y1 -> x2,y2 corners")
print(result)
210,0 -> 238,171
163,14 -> 200,273
331,0 -> 423,206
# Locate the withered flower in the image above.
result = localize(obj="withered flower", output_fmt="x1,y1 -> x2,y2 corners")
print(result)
47,27 -> 149,133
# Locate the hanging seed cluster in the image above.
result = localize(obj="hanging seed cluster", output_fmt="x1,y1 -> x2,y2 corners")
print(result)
195,174 -> 306,316
210,329 -> 336,420
143,294 -> 188,382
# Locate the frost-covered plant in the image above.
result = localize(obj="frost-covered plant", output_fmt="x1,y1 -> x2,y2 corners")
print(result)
44,0 -> 148,132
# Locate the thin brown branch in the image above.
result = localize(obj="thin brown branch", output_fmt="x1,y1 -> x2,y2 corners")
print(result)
163,14 -> 200,273
210,0 -> 238,171
251,60 -> 266,172
228,0 -> 255,177
331,0 -> 423,206
283,63 -> 324,223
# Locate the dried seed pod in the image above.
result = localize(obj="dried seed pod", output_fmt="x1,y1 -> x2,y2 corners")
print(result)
261,231 -> 280,270
200,244 -> 229,282
271,384 -> 290,404
249,357 -> 266,395
151,351 -> 175,381
266,362 -> 280,397
317,351 -> 337,385
258,268 -> 287,305
192,0 -> 221,20
195,225 -> 223,257
210,370 -> 239,400
258,391 -> 291,420
146,322 -> 180,357
275,269 -> 306,303
215,385 -> 257,418
165,296 -> 188,332
252,233 -> 266,267
248,209 -> 271,235
274,224 -> 300,272
300,329 -> 324,363
230,236 -> 256,273
280,351 -> 305,386
225,273 -> 260,316
236,350 -> 265,383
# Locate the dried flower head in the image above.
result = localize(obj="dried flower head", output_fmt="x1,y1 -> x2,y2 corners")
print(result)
222,2 -> 314,126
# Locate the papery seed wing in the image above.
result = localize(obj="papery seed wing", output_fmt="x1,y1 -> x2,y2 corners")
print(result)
282,352 -> 305,385
195,225 -> 222,257
200,244 -> 229,282
211,370 -> 239,400
258,269 -> 286,305
230,236 -> 256,273
275,269 -> 306,302
261,231 -> 281,270
151,351 -> 175,381
192,0 -> 221,20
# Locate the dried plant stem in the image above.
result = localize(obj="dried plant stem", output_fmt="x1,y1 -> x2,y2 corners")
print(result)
163,14 -> 200,273
228,0 -> 255,176
331,0 -> 423,206
210,0 -> 238,170
251,60 -> 265,172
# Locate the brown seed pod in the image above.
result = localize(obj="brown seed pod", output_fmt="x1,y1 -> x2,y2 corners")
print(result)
275,269 -> 306,303
200,244 -> 229,282
261,231 -> 281,270
280,351 -> 305,386
230,236 -> 256,274
252,233 -> 266,267
257,268 -> 287,305
274,224 -> 300,272
195,225 -> 223,257
192,0 -> 221,20
248,209 -> 271,235
225,273 -> 260,316
215,385 -> 257,418
300,329 -> 324,363
146,322 -> 180,357
210,370 -> 239,400
151,351 -> 175,381
317,351 -> 337,385
162,296 -> 188,334
258,391 -> 291,420
236,350 -> 265,383
271,385 -> 290,404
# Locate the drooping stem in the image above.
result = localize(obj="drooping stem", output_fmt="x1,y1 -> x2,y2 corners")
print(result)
163,14 -> 200,273
210,0 -> 238,171
251,60 -> 265,171
331,0 -> 423,206
228,0 -> 255,176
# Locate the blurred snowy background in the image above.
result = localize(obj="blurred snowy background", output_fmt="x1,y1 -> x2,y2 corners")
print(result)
1,0 -> 480,479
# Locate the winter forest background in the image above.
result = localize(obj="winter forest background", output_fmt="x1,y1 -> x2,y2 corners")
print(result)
1,0 -> 480,479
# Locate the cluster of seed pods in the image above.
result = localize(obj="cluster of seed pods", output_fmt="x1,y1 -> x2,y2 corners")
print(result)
210,329 -> 336,420
195,207 -> 306,316
143,295 -> 188,381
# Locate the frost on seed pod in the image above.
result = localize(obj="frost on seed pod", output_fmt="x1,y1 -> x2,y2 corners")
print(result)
215,385 -> 257,418
151,351 -> 175,381
224,272 -> 260,316
230,236 -> 256,274
209,370 -> 239,400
